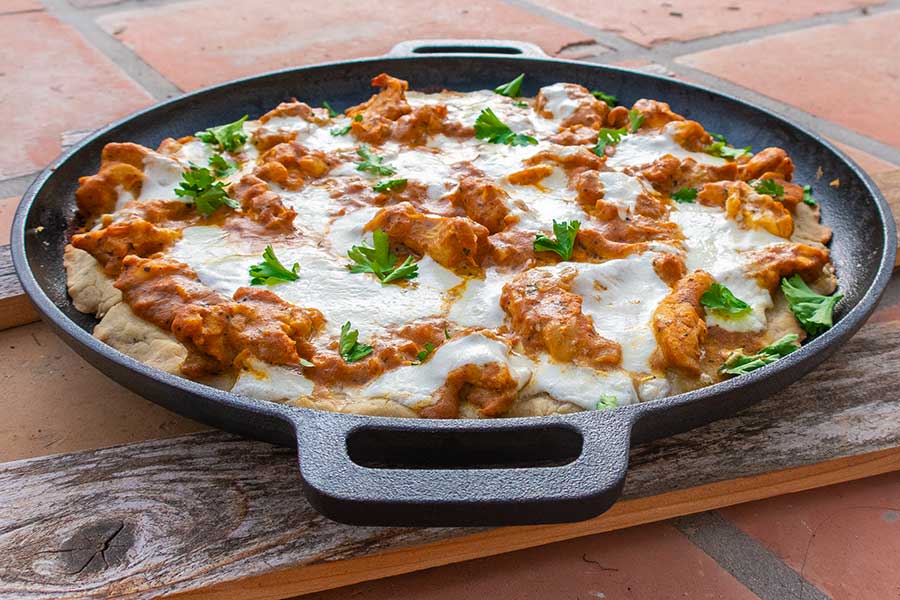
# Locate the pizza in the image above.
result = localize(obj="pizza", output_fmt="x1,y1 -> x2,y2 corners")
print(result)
64,73 -> 842,418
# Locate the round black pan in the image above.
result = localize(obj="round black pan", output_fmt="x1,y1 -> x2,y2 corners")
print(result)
12,40 -> 896,527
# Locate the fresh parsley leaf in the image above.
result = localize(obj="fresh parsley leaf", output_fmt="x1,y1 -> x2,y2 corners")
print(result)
331,114 -> 362,136
321,100 -> 339,118
494,73 -> 525,98
591,90 -> 618,106
474,107 -> 537,147
753,178 -> 784,199
720,334 -> 800,376
347,228 -> 419,284
249,245 -> 299,285
174,166 -> 239,215
705,140 -> 752,160
299,358 -> 315,368
533,220 -> 580,260
355,145 -> 396,176
781,275 -> 843,336
339,321 -> 373,363
701,283 -> 752,317
592,127 -> 627,156
802,184 -> 817,206
708,131 -> 728,143
596,394 -> 618,410
373,178 -> 407,193
513,100 -> 529,108
196,115 -> 248,152
209,153 -> 237,177
672,187 -> 698,203
627,108 -> 645,133
413,342 -> 436,365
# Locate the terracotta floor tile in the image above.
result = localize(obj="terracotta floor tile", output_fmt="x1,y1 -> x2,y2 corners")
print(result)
678,11 -> 900,147
302,522 -> 759,600
0,196 -> 21,246
0,11 -> 153,179
98,0 -> 592,91
529,0 -> 880,47
721,472 -> 900,600
832,142 -> 899,176
1,0 -> 44,13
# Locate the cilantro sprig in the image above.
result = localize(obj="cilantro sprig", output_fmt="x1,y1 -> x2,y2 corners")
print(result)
249,245 -> 299,285
474,108 -> 537,147
720,334 -> 800,376
331,114 -> 362,136
592,128 -> 627,156
533,220 -> 580,260
373,178 -> 407,193
591,90 -> 618,106
802,185 -> 817,206
356,145 -> 396,176
494,74 -> 525,98
753,178 -> 784,199
781,275 -> 843,336
209,154 -> 237,177
627,108 -> 644,133
672,187 -> 698,203
174,166 -> 239,215
321,101 -> 339,118
705,140 -> 752,160
412,343 -> 435,365
701,283 -> 752,317
339,322 -> 373,363
348,229 -> 419,284
196,116 -> 248,152
596,394 -> 618,410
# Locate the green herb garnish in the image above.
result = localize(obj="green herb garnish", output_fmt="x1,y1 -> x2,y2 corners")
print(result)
672,187 -> 698,203
299,358 -> 315,368
627,108 -> 645,133
348,228 -> 418,284
592,127 -> 627,156
322,101 -> 339,118
705,140 -> 752,160
474,108 -> 537,146
591,90 -> 618,106
355,145 -> 396,176
196,115 -> 248,152
174,166 -> 239,215
781,275 -> 843,336
802,185 -> 817,206
339,321 -> 373,363
701,283 -> 752,317
753,178 -> 784,199
331,114 -> 362,136
249,245 -> 299,285
413,343 -> 435,365
513,100 -> 529,108
209,153 -> 237,177
533,220 -> 580,260
596,394 -> 618,410
494,73 -> 525,98
373,178 -> 408,193
720,334 -> 800,376
709,131 -> 727,143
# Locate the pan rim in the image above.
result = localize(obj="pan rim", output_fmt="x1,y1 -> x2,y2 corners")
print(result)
11,52 -> 897,431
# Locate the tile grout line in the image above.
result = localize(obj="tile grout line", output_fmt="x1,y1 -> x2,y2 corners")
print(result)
38,0 -> 183,102
673,511 -> 833,600
0,173 -> 40,200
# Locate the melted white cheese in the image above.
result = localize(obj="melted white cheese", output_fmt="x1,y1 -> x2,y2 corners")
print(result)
522,356 -> 638,409
232,357 -> 313,402
596,170 -> 646,219
537,83 -> 579,122
116,153 -> 185,208
568,253 -> 671,373
608,132 -> 726,169
503,166 -> 589,229
447,267 -> 513,328
671,203 -> 783,332
360,334 -> 530,408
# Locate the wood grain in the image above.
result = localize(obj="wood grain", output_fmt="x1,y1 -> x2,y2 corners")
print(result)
0,244 -> 38,331
1,300 -> 899,600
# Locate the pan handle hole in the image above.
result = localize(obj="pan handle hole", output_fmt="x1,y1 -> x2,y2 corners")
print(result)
346,425 -> 582,470
411,45 -> 523,55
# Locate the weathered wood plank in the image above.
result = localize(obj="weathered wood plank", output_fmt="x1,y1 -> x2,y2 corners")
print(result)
1,294 -> 899,600
0,244 -> 38,331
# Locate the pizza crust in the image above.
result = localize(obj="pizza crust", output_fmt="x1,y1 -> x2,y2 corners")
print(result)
64,245 -> 122,318
94,302 -> 188,374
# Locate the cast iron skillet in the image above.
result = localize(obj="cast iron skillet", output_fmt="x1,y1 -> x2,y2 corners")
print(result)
12,40 -> 896,527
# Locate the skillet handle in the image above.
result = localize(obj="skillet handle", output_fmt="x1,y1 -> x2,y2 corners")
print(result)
289,408 -> 634,526
386,39 -> 548,58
